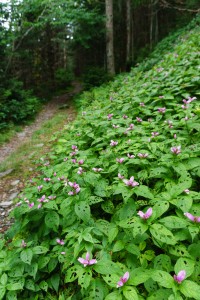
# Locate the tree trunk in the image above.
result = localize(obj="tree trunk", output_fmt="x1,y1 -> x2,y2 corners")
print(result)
126,0 -> 132,70
105,0 -> 115,75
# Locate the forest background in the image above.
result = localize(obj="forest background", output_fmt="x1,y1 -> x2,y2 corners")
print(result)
0,0 -> 199,131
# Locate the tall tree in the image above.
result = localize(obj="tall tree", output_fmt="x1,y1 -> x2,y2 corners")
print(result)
105,0 -> 115,75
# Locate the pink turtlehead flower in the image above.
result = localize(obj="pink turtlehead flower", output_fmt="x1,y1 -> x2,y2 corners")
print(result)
129,123 -> 134,129
38,203 -> 42,209
136,117 -> 142,122
118,173 -> 124,179
56,239 -> 65,245
68,182 -> 81,195
58,176 -> 65,181
38,195 -> 48,203
70,151 -> 77,157
137,207 -> 152,219
127,153 -> 135,159
110,140 -> 118,146
171,146 -> 181,155
77,167 -> 84,175
184,212 -> 200,223
151,132 -> 159,137
92,168 -> 103,172
37,185 -> 43,192
48,195 -> 56,200
107,113 -> 113,120
71,159 -> 77,164
21,240 -> 27,248
82,111 -> 86,116
184,189 -> 190,194
78,252 -> 97,267
116,158 -> 125,164
174,270 -> 186,284
113,124 -> 119,128
140,102 -> 145,107
158,107 -> 166,114
64,157 -> 68,161
44,177 -> 51,182
138,153 -> 148,158
174,134 -> 177,139
159,95 -> 164,99
28,202 -> 34,208
117,272 -> 129,288
72,145 -> 78,151
123,115 -> 128,119
123,176 -> 139,187
78,159 -> 84,165
15,201 -> 22,207
181,105 -> 189,110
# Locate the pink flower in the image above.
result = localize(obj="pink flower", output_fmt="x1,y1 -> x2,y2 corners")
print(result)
78,252 -> 97,267
38,204 -> 42,209
70,151 -> 77,157
159,95 -> 164,99
78,159 -> 84,165
64,157 -> 68,161
127,153 -> 135,159
77,167 -> 84,175
184,212 -> 200,223
123,176 -> 139,187
61,252 -> 66,255
129,123 -> 134,129
151,132 -> 159,137
171,146 -> 181,155
68,182 -> 81,195
117,272 -> 129,288
181,105 -> 189,110
140,102 -> 145,107
113,124 -> 119,128
136,117 -> 142,122
56,239 -> 65,245
92,168 -> 103,172
72,145 -> 78,150
72,159 -> 77,164
37,185 -> 43,192
158,107 -> 166,114
138,153 -> 148,158
38,195 -> 48,203
118,173 -> 124,179
44,177 -> 51,182
174,270 -> 186,284
184,189 -> 190,194
174,134 -> 177,139
123,115 -> 128,119
107,113 -> 113,120
21,240 -> 27,248
28,202 -> 34,208
110,140 -> 118,146
116,158 -> 125,164
137,207 -> 152,219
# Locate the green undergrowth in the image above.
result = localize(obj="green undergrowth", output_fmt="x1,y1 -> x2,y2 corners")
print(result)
0,16 -> 200,300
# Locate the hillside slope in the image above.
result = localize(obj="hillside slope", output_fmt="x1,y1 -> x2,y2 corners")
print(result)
0,15 -> 200,300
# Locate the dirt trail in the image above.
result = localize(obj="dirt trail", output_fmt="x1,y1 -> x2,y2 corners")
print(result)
0,81 -> 82,234
0,81 -> 82,163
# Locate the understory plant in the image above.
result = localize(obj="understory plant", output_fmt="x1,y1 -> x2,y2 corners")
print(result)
0,15 -> 200,300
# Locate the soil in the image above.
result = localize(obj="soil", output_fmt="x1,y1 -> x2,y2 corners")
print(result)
0,81 -> 82,235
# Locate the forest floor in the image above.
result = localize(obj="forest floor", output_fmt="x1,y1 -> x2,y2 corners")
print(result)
0,81 -> 82,234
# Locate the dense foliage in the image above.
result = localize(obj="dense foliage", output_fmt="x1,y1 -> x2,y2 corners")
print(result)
0,15 -> 200,300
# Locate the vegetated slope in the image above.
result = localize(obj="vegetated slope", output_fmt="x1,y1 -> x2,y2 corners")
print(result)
0,16 -> 200,300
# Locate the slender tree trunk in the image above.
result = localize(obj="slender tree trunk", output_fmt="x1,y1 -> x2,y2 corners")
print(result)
126,0 -> 131,67
105,0 -> 115,75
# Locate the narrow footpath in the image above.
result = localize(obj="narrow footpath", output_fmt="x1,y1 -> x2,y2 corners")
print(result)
0,82 -> 82,233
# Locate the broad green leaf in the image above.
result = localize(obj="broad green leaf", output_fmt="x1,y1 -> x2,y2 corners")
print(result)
65,266 -> 81,283
105,291 -> 122,300
20,249 -> 33,265
153,254 -> 171,272
45,211 -> 59,231
147,289 -> 173,300
179,280 -> 200,299
94,260 -> 120,275
0,274 -> 7,285
103,274 -> 121,288
113,240 -> 125,252
6,278 -> 25,291
51,273 -> 60,292
32,246 -> 49,254
128,268 -> 151,285
152,270 -> 174,288
101,200 -> 114,214
159,216 -> 188,229
84,278 -> 106,300
77,268 -> 92,289
25,279 -> 35,291
174,257 -> 195,277
6,291 -> 17,300
153,201 -> 169,219
75,201 -> 91,222
170,196 -> 193,212
132,221 -> 148,237
48,258 -> 58,273
108,224 -> 118,244
25,262 -> 38,279
123,286 -> 138,300
0,288 -> 5,300
39,280 -> 48,292
118,216 -> 137,228
135,185 -> 154,199
150,224 -> 177,245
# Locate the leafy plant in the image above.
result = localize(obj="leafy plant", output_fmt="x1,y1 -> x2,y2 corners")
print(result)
0,16 -> 200,299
